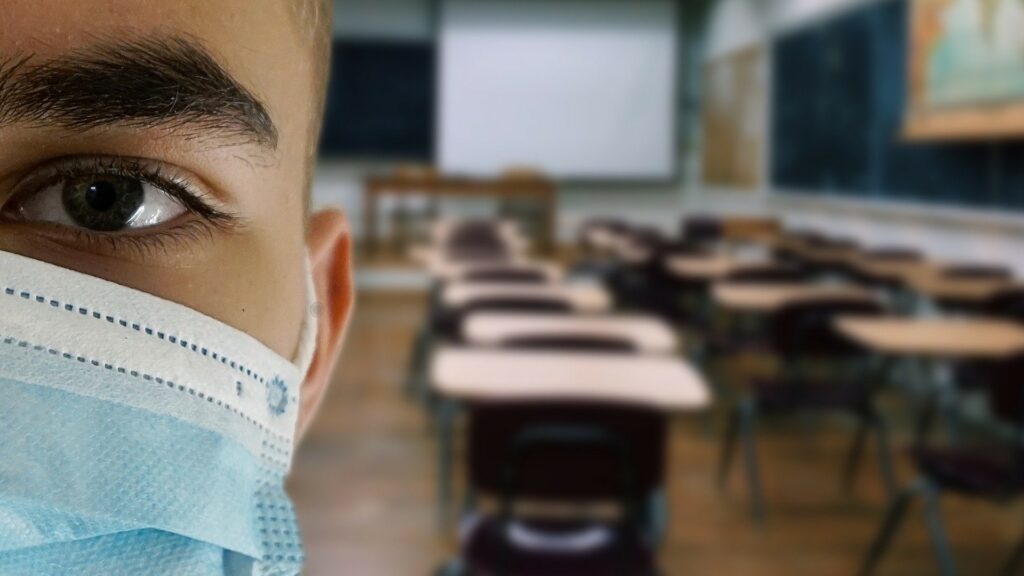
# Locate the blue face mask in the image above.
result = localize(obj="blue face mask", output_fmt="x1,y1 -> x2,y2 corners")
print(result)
0,250 -> 318,576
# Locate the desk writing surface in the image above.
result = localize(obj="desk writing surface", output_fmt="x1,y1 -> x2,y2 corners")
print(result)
712,283 -> 878,313
442,282 -> 612,312
463,313 -> 678,353
836,317 -> 1024,360
431,348 -> 711,410
847,258 -> 937,283
903,271 -> 1020,303
665,255 -> 777,280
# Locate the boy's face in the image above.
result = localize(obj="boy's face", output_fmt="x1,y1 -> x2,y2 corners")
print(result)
0,0 -> 348,431
0,0 -> 329,356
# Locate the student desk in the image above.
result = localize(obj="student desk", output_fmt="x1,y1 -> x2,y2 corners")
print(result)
846,257 -> 935,285
430,347 -> 711,527
712,283 -> 878,314
836,316 -> 1024,443
902,271 -> 1021,307
770,236 -> 861,266
462,313 -> 679,354
441,282 -> 612,313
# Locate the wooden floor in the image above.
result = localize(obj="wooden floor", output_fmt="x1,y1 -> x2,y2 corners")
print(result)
289,291 -> 1022,576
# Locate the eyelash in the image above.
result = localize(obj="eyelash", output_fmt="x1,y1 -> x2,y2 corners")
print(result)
3,156 -> 242,256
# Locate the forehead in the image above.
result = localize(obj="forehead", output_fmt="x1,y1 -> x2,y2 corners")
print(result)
0,0 -> 312,129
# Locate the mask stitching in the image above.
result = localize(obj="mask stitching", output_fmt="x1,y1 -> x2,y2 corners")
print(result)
0,333 -> 295,455
3,287 -> 300,407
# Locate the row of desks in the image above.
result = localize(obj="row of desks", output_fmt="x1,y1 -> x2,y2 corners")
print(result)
588,223 -> 1023,306
420,220 -> 1024,540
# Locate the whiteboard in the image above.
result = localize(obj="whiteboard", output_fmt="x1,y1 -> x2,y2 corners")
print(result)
438,0 -> 678,180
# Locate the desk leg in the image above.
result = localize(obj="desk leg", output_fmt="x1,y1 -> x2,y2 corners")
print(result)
437,399 -> 457,532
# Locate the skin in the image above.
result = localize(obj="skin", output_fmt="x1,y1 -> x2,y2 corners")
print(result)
0,0 -> 352,437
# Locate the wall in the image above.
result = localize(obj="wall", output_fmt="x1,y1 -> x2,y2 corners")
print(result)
700,0 -> 1024,274
317,0 -> 709,241
332,0 -> 433,39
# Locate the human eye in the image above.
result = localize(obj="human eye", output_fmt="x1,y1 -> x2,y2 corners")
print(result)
0,156 -> 240,254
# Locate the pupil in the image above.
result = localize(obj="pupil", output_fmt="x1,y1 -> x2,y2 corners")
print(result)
61,176 -> 145,232
85,181 -> 118,212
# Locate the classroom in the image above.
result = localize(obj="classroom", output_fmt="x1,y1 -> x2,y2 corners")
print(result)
291,0 -> 1024,574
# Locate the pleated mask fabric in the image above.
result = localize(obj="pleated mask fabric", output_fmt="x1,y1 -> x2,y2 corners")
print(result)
0,249 -> 318,575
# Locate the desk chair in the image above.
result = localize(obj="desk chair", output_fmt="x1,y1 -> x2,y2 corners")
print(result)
860,355 -> 1024,576
927,265 -> 1014,314
703,266 -> 812,359
717,299 -> 896,523
849,249 -> 925,288
632,241 -> 711,327
439,401 -> 666,576
605,228 -> 668,310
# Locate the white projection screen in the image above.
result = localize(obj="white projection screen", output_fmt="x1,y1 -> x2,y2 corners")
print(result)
438,0 -> 678,180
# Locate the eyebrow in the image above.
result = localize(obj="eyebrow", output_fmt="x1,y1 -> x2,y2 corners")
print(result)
0,36 -> 278,149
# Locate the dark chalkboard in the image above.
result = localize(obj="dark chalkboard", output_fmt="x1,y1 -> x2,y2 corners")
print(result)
771,0 -> 1024,211
319,40 -> 435,159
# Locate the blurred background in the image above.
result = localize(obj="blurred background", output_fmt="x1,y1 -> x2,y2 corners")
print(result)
289,0 -> 1024,574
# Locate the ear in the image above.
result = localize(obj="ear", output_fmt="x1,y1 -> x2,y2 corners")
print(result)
297,208 -> 353,440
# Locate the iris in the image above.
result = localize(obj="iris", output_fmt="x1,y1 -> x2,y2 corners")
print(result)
62,177 -> 145,232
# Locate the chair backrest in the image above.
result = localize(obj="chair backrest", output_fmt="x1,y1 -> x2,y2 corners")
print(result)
462,268 -> 549,285
942,265 -> 1013,281
861,248 -> 923,262
467,401 -> 666,504
448,297 -> 574,343
499,333 -> 638,354
985,288 -> 1024,325
681,216 -> 723,244
444,246 -> 511,263
770,299 -> 884,358
446,223 -> 506,252
725,265 -> 809,285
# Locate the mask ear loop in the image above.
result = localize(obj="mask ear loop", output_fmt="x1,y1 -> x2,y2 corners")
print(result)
292,253 -> 320,378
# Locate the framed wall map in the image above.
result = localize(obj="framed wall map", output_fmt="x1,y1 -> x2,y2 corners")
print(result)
906,0 -> 1024,140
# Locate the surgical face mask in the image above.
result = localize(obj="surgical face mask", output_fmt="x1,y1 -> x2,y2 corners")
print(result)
0,249 -> 318,576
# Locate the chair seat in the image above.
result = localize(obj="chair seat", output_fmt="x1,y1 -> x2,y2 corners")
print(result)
753,379 -> 871,413
911,447 -> 1024,498
462,516 -> 656,576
